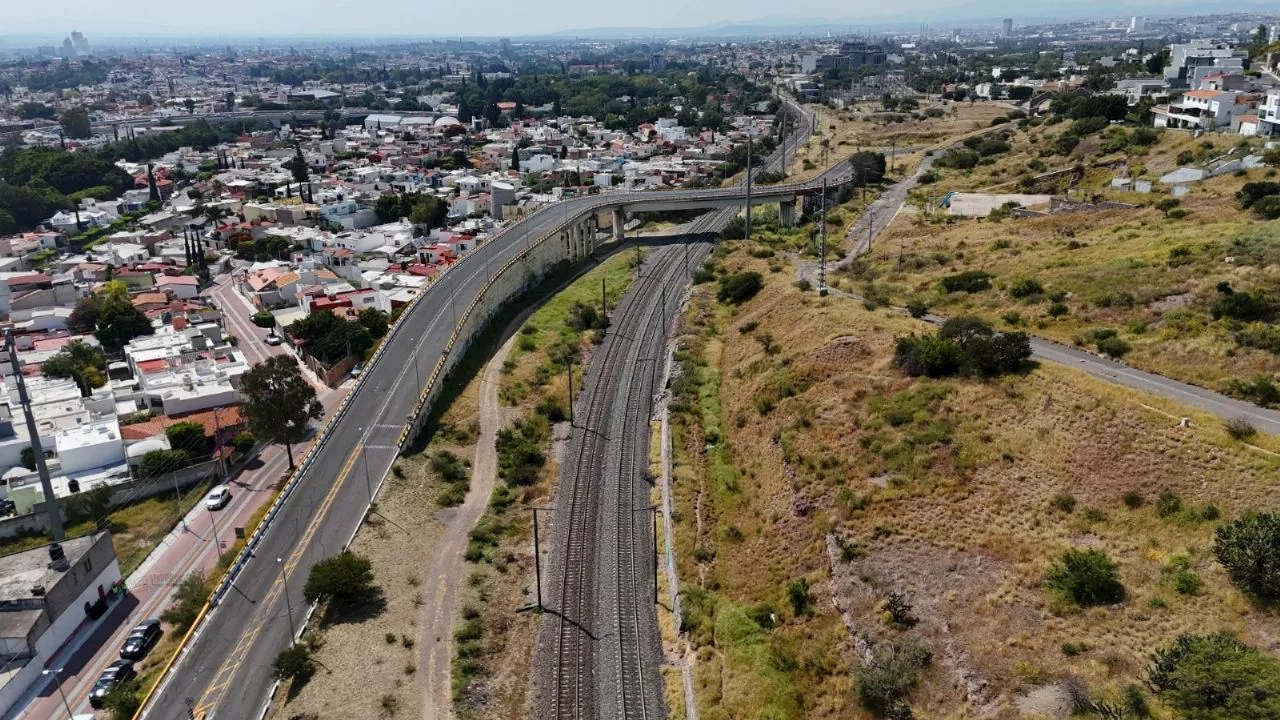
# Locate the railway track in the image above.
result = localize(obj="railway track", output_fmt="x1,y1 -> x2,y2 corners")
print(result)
548,97 -> 810,720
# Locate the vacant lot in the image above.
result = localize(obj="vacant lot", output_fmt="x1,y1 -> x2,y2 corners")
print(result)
667,241 -> 1280,719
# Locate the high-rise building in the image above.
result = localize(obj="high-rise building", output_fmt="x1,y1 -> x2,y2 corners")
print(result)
1129,16 -> 1145,34
1002,18 -> 1013,38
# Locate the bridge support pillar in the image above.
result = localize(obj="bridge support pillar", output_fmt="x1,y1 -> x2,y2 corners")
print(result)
612,208 -> 625,242
779,200 -> 797,228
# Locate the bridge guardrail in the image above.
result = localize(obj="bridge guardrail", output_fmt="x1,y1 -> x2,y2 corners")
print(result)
135,123 -> 835,717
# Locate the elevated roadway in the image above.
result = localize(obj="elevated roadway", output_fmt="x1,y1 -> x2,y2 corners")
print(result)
139,98 -> 826,720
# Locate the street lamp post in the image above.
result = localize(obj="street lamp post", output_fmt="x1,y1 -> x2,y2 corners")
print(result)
207,505 -> 223,560
42,668 -> 73,720
278,557 -> 296,642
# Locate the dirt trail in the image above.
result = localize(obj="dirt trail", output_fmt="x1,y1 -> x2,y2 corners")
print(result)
419,334 -> 516,720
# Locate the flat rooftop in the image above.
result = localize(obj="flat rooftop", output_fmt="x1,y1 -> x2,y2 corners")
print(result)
0,533 -> 101,604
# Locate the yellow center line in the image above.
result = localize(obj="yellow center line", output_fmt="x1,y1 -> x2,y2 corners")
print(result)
194,447 -> 364,712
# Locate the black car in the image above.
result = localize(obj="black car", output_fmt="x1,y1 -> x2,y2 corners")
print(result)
88,659 -> 135,708
119,618 -> 162,660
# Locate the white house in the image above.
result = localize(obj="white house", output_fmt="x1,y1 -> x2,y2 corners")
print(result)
1153,90 -> 1246,131
155,275 -> 200,299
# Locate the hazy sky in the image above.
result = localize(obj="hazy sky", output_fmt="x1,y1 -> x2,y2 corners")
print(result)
2,0 -> 1096,39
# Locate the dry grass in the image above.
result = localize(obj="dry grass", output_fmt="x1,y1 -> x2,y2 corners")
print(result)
853,153 -> 1280,392
269,382 -> 480,719
667,244 -> 1280,719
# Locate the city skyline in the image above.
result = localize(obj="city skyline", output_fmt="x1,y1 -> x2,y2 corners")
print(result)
3,0 -> 1274,40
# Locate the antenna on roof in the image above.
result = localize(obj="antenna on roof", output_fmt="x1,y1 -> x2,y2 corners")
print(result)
4,330 -> 63,542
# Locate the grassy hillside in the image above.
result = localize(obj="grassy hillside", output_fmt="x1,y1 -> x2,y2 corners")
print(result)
667,239 -> 1280,719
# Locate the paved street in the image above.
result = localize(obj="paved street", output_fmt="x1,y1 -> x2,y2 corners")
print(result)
14,277 -> 347,720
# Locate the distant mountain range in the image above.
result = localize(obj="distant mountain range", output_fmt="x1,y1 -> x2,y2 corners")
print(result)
546,0 -> 1280,38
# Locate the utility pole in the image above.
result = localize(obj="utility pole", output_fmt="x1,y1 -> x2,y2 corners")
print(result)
278,557 -> 296,642
745,125 -> 753,242
601,277 -> 607,316
866,209 -> 874,255
890,137 -> 898,174
6,330 -> 62,541
361,446 -> 373,502
819,178 -> 828,297
207,504 -> 223,559
565,355 -> 574,425
528,506 -> 551,610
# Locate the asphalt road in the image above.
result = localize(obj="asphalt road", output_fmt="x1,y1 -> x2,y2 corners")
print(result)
144,98 -> 827,720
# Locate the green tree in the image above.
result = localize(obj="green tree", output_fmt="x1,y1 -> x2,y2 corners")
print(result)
303,551 -> 375,609
183,98 -> 196,115
239,355 -> 323,469
160,570 -> 213,633
286,143 -> 309,185
139,449 -> 190,479
1214,513 -> 1280,603
93,281 -> 154,351
136,93 -> 154,106
1044,549 -> 1124,607
1148,633 -> 1280,719
59,106 -> 92,140
357,307 -> 389,339
40,339 -> 106,396
101,677 -> 142,719
164,421 -> 209,456
273,644 -> 316,682
15,102 -> 56,119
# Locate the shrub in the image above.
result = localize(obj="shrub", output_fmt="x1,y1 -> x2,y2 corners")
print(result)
1122,491 -> 1143,509
884,591 -> 917,628
787,577 -> 813,617
1212,285 -> 1272,321
1096,336 -> 1131,358
1236,181 -> 1280,209
164,421 -> 209,455
1148,633 -> 1280,717
232,431 -> 256,454
1225,417 -> 1257,440
1046,301 -> 1069,317
1214,513 -> 1280,603
939,270 -> 991,293
1253,196 -> 1280,220
905,298 -> 928,318
251,311 -> 276,328
1225,375 -> 1280,407
794,279 -> 812,292
496,417 -> 547,486
303,551 -> 376,609
1009,277 -> 1044,299
716,271 -> 764,305
1131,127 -> 1159,146
161,571 -> 212,633
1072,115 -> 1109,135
894,317 -> 1031,378
1155,491 -> 1182,518
138,449 -> 190,479
1174,570 -> 1203,596
854,639 -> 932,718
273,643 -> 316,682
934,148 -> 980,170
1052,493 -> 1076,513
1044,549 -> 1124,607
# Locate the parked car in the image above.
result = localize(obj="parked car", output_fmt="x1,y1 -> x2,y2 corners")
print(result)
88,660 -> 135,708
265,332 -> 283,346
204,485 -> 231,511
351,362 -> 365,378
0,498 -> 15,516
119,618 -> 162,660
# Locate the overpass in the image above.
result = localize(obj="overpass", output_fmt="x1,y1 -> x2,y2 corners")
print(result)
136,99 -> 846,720
90,107 -> 436,133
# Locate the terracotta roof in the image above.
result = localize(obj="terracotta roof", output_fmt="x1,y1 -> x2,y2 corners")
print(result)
121,405 -> 243,442
7,274 -> 50,286
156,275 -> 199,286
1184,90 -> 1223,99
132,292 -> 170,307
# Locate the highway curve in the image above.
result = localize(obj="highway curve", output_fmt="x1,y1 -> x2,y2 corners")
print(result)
141,97 -> 818,720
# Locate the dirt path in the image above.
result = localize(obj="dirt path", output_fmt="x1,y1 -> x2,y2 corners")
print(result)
419,334 -> 517,720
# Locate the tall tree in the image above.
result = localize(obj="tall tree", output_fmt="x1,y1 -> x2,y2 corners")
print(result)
239,356 -> 323,469
146,163 -> 160,202
41,340 -> 107,396
93,280 -> 154,352
287,143 -> 309,185
59,106 -> 92,139
183,98 -> 196,115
